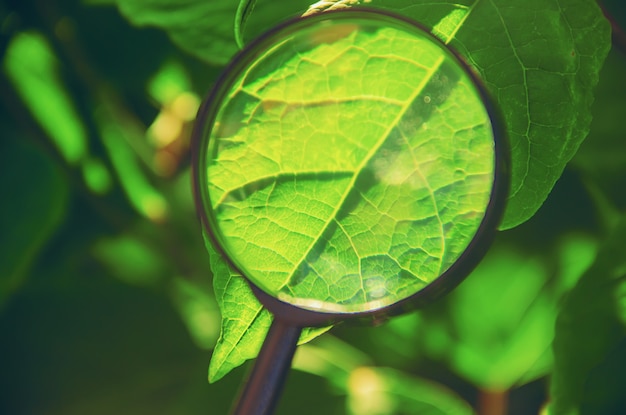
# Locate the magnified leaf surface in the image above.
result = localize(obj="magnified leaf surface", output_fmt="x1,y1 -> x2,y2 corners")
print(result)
205,21 -> 496,313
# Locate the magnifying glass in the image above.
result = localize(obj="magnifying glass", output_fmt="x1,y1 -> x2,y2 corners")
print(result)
192,8 -> 508,415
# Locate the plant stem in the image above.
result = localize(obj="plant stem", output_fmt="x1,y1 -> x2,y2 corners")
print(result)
478,388 -> 509,415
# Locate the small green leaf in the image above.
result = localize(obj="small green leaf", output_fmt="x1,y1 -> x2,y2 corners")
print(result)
206,236 -> 329,382
550,217 -> 626,415
206,237 -> 272,383
308,0 -> 611,229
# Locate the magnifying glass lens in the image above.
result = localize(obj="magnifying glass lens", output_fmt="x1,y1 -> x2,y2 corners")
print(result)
200,13 -> 496,314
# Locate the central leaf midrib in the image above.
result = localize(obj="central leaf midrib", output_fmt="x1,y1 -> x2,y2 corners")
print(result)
276,54 -> 447,291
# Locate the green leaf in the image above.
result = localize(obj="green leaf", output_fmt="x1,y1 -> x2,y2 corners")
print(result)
204,13 -> 497,379
347,367 -> 475,415
3,31 -> 89,165
205,18 -> 496,313
572,48 -> 626,216
92,234 -> 169,286
417,234 -> 596,390
113,0 -> 315,65
550,217 -> 626,415
294,339 -> 474,414
206,237 -> 272,383
0,137 -> 69,306
206,236 -> 329,382
307,0 -> 611,229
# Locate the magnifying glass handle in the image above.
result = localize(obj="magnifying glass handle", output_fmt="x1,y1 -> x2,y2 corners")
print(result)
231,318 -> 302,415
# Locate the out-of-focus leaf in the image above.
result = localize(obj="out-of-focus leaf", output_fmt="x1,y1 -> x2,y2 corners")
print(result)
347,367 -> 475,415
419,234 -> 596,390
572,48 -> 626,213
172,277 -> 221,350
81,157 -> 113,195
97,112 -> 168,222
92,234 -> 168,286
3,31 -> 88,165
307,0 -> 611,229
113,0 -> 314,65
0,258 -> 232,415
550,217 -> 626,415
0,137 -> 69,306
293,335 -> 372,388
294,337 -> 474,414
147,60 -> 193,105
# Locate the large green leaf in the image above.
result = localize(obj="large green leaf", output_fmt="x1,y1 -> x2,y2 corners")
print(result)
549,217 -> 626,415
202,8 -> 498,380
113,0 -> 315,65
305,0 -> 611,229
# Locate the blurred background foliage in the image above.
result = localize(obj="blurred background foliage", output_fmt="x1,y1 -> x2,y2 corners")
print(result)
0,0 -> 625,414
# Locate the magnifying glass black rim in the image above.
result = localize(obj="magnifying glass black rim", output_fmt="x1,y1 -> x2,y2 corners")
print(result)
192,8 -> 510,327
